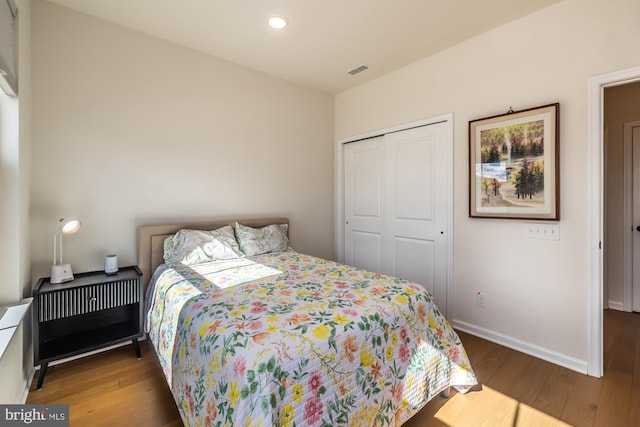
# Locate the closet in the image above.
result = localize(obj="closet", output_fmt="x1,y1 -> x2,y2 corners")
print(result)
342,119 -> 451,314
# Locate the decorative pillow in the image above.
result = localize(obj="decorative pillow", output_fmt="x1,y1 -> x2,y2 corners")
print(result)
235,222 -> 289,256
163,225 -> 243,266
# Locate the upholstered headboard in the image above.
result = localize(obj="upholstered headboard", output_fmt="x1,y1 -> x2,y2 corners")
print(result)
136,217 -> 289,290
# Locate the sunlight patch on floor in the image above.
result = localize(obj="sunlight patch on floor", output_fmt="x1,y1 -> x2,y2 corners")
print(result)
515,403 -> 571,427
434,385 -> 571,427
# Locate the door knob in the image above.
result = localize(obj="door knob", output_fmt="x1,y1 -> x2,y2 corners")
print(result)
637,226 -> 640,232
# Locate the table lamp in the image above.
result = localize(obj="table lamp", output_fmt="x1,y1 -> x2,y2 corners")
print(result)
51,218 -> 81,284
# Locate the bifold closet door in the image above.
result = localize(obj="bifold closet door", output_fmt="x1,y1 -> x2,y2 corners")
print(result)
344,122 -> 449,309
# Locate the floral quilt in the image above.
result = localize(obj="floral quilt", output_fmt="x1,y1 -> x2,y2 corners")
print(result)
145,250 -> 477,427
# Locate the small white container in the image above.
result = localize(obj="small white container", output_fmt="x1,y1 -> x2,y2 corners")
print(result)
105,254 -> 118,275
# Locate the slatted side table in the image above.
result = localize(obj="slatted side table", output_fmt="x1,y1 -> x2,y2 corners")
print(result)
33,266 -> 143,389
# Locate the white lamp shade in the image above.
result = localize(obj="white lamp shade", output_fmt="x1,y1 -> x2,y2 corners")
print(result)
61,219 -> 81,234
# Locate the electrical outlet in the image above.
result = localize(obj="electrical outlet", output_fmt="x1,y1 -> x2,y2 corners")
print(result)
525,222 -> 560,240
476,291 -> 486,308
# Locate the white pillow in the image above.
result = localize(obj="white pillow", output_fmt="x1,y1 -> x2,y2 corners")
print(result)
235,222 -> 288,256
163,225 -> 243,266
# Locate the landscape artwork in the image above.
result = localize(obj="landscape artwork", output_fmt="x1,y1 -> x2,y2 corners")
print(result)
469,103 -> 559,220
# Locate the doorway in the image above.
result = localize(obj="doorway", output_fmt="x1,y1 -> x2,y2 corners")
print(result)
633,125 -> 640,311
588,65 -> 640,377
605,82 -> 640,313
621,113 -> 640,312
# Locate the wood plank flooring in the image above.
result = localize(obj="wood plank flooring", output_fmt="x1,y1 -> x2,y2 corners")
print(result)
27,309 -> 640,426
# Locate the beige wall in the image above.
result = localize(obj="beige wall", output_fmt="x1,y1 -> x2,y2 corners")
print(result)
335,0 -> 640,372
30,1 -> 335,282
0,0 -> 32,403
604,81 -> 640,308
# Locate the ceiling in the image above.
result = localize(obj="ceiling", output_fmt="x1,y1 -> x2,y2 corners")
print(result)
45,0 -> 561,94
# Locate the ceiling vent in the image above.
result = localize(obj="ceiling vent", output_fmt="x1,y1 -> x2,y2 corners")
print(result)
348,65 -> 369,76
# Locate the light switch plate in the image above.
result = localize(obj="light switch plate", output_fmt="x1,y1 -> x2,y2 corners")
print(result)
525,223 -> 560,240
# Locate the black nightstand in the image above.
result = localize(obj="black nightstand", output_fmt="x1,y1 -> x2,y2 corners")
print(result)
33,266 -> 143,389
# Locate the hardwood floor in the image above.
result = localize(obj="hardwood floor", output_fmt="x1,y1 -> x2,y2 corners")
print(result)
26,341 -> 181,426
27,309 -> 640,426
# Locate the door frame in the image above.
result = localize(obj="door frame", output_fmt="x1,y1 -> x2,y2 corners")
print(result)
623,120 -> 640,312
588,65 -> 640,377
336,113 -> 454,317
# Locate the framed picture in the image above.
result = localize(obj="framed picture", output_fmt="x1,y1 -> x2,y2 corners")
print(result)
469,103 -> 559,220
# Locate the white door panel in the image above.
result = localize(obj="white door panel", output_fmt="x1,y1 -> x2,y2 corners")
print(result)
394,236 -> 435,294
344,137 -> 384,271
352,231 -> 382,273
393,136 -> 434,221
352,149 -> 382,217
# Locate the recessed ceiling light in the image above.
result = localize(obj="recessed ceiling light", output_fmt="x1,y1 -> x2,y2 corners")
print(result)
268,15 -> 288,30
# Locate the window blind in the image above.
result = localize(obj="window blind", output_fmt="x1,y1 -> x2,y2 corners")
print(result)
0,0 -> 17,96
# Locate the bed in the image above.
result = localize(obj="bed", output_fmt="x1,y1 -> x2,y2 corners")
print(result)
138,218 -> 477,426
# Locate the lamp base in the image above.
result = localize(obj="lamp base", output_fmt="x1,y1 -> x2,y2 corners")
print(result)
51,264 -> 74,284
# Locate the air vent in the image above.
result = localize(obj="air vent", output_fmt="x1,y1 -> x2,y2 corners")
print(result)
348,65 -> 369,76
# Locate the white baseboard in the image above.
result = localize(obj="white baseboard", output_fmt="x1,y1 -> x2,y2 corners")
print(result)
607,300 -> 625,311
452,319 -> 588,374
20,367 -> 35,403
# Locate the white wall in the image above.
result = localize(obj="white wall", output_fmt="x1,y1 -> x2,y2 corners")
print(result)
0,0 -> 32,403
30,1 -> 335,281
335,0 -> 640,372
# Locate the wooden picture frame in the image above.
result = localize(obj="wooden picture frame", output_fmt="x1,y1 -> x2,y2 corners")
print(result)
469,103 -> 559,220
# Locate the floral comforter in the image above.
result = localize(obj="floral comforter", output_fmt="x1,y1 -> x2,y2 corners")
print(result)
145,250 -> 477,427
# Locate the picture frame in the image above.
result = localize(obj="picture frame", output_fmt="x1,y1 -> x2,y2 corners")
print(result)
469,103 -> 559,220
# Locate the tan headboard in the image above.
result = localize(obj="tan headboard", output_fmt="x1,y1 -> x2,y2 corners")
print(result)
137,217 -> 289,290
